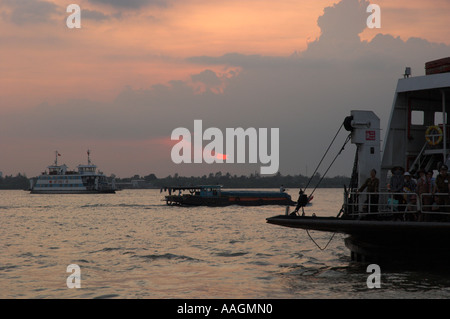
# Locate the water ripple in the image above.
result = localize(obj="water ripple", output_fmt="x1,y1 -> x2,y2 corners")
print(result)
2,189 -> 450,298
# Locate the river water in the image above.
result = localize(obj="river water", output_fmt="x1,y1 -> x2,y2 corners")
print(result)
2,188 -> 450,299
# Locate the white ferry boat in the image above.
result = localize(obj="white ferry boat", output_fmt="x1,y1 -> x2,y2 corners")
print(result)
30,151 -> 116,194
267,57 -> 450,263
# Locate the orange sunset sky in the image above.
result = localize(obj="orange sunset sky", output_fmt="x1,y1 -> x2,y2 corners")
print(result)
1,0 -> 450,177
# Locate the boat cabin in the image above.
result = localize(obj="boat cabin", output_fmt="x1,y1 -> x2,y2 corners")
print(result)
343,58 -> 450,219
382,73 -> 450,184
198,185 -> 222,197
47,164 -> 68,175
77,164 -> 97,175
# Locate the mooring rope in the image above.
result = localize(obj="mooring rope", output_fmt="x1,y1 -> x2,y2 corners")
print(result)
308,133 -> 352,199
302,133 -> 351,249
291,131 -> 352,216
306,229 -> 337,251
292,122 -> 349,216
303,122 -> 345,192
292,121 -> 351,251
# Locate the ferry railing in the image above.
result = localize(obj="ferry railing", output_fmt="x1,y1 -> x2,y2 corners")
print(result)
344,190 -> 450,219
418,193 -> 450,216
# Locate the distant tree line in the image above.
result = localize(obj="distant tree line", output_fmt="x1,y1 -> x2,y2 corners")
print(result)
0,171 -> 350,190
116,171 -> 351,189
0,173 -> 29,189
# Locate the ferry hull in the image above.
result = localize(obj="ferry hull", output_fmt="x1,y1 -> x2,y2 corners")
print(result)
267,215 -> 450,262
166,195 -> 295,207
266,215 -> 450,237
344,235 -> 450,263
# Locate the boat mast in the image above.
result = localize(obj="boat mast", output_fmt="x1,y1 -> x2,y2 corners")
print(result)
87,149 -> 91,165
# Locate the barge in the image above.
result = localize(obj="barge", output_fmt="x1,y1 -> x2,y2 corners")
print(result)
163,185 -> 297,206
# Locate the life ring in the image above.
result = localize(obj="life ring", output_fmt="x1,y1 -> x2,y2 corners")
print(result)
425,125 -> 443,146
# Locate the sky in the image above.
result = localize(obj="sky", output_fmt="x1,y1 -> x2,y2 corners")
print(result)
1,0 -> 450,178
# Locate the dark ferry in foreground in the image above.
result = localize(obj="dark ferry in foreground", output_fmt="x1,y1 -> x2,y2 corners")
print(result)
162,185 -> 301,206
29,150 -> 116,194
267,57 -> 450,262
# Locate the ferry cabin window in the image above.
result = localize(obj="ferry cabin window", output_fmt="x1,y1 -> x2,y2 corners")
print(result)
434,112 -> 448,125
411,111 -> 424,125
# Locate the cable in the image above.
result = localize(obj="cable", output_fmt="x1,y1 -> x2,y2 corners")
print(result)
308,133 -> 352,198
306,229 -> 336,251
303,122 -> 345,192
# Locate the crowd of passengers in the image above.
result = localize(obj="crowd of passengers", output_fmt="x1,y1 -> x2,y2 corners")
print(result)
356,164 -> 450,221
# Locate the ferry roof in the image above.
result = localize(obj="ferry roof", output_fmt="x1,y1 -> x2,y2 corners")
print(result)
47,164 -> 68,169
162,185 -> 223,191
397,72 -> 450,93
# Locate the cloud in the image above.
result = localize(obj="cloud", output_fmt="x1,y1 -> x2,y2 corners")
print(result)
88,0 -> 168,9
2,0 -> 450,177
187,53 -> 294,69
191,70 -> 222,87
0,0 -> 60,25
82,9 -> 111,21
189,69 -> 239,93
317,0 -> 369,42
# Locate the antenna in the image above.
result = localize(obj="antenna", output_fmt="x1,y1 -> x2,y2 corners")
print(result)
87,149 -> 91,165
404,67 -> 411,78
55,151 -> 61,165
